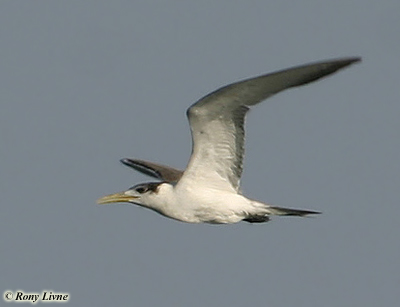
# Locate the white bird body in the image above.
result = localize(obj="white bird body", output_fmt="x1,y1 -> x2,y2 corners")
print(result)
137,182 -> 270,224
98,57 -> 361,224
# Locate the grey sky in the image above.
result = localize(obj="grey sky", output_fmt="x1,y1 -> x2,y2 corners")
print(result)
1,1 -> 399,306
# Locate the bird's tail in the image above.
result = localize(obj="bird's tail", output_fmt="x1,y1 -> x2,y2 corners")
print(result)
268,206 -> 321,217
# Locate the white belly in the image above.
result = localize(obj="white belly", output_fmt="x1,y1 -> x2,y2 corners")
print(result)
169,186 -> 256,224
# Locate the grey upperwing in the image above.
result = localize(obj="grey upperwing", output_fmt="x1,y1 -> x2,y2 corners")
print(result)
120,158 -> 183,183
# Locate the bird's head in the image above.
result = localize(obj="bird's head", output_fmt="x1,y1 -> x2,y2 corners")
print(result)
97,182 -> 164,207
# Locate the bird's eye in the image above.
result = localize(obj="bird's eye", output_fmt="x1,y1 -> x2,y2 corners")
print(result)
136,187 -> 146,194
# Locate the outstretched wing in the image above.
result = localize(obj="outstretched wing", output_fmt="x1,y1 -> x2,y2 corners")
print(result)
179,57 -> 361,191
120,158 -> 183,183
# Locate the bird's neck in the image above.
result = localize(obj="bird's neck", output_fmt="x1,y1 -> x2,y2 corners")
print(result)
143,183 -> 175,213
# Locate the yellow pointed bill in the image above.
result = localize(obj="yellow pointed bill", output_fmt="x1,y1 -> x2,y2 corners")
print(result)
97,192 -> 138,204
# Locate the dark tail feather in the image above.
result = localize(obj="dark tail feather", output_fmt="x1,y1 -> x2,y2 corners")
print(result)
270,206 -> 321,217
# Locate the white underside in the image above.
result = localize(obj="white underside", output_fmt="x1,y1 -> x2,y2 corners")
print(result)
141,183 -> 271,224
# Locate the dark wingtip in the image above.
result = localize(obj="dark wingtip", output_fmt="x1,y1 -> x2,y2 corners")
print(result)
331,56 -> 362,71
120,158 -> 133,167
327,56 -> 361,65
344,56 -> 361,63
120,158 -> 163,179
339,56 -> 362,67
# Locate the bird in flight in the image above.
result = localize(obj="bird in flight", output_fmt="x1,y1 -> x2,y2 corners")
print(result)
97,57 -> 361,224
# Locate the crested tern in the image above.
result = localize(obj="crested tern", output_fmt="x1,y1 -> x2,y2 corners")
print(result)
98,57 -> 361,224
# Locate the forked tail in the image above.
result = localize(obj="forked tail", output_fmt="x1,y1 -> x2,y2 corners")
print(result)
269,206 -> 321,217
243,204 -> 320,223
